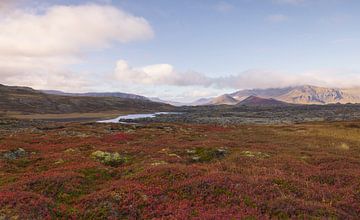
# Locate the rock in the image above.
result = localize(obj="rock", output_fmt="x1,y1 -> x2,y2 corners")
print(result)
191,156 -> 201,162
151,160 -> 168,166
186,149 -> 196,154
2,148 -> 27,160
216,148 -> 227,155
168,153 -> 181,159
64,148 -> 76,153
54,159 -> 65,164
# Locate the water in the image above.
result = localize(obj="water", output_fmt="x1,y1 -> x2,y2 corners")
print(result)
97,112 -> 179,123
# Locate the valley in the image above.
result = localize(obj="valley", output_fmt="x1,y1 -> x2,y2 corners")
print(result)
1,84 -> 360,219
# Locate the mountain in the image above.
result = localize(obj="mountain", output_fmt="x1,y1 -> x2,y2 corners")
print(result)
211,85 -> 360,105
209,94 -> 239,105
190,97 -> 214,106
0,84 -> 172,115
42,90 -> 149,101
275,85 -> 359,104
149,97 -> 185,107
237,96 -> 289,106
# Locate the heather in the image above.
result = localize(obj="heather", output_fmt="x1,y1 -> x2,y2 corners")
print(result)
0,120 -> 360,219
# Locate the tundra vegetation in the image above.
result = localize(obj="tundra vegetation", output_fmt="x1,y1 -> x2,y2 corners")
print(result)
0,118 -> 360,219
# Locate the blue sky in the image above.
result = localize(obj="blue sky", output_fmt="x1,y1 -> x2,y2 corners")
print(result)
1,0 -> 360,102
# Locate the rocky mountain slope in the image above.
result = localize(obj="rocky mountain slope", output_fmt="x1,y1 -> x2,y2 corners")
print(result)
202,85 -> 360,105
0,84 -> 172,114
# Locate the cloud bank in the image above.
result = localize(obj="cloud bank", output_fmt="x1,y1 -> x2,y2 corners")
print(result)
114,60 -> 213,87
0,4 -> 153,91
114,60 -> 360,90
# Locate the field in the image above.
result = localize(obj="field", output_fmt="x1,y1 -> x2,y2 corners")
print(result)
0,117 -> 359,219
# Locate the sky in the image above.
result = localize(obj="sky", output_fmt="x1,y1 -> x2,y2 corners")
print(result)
0,0 -> 360,102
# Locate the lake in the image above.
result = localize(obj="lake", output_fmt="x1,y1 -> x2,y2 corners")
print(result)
97,112 -> 180,123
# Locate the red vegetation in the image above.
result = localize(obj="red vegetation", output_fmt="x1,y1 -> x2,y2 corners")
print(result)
77,180 -> 161,219
103,132 -> 133,143
1,121 -> 360,218
0,191 -> 57,219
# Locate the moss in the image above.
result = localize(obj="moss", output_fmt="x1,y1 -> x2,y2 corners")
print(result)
272,179 -> 298,194
244,196 -> 256,208
0,176 -> 17,187
271,211 -> 290,219
308,175 -> 336,185
243,216 -> 257,220
187,147 -> 228,163
91,150 -> 129,167
8,158 -> 32,168
54,168 -> 113,205
81,167 -> 112,182
213,187 -> 233,196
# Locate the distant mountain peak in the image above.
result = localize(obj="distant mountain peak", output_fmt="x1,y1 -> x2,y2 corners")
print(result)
210,94 -> 238,105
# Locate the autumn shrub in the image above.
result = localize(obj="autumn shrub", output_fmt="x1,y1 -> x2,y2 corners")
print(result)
264,197 -> 338,219
168,173 -> 249,205
102,132 -> 132,143
131,164 -> 205,187
76,180 -> 161,219
7,171 -> 85,203
153,200 -> 261,219
0,191 -> 57,219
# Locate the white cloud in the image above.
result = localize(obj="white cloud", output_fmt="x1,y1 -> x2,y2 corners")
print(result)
113,60 -> 360,90
0,4 -> 154,91
0,4 -> 153,57
114,60 -> 213,87
215,69 -> 360,89
266,14 -> 288,22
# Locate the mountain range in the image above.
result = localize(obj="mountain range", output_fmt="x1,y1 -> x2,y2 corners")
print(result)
3,84 -> 360,116
196,85 -> 360,105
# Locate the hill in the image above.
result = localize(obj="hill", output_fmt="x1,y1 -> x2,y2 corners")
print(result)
237,95 -> 289,106
42,90 -> 149,101
0,84 -> 172,115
